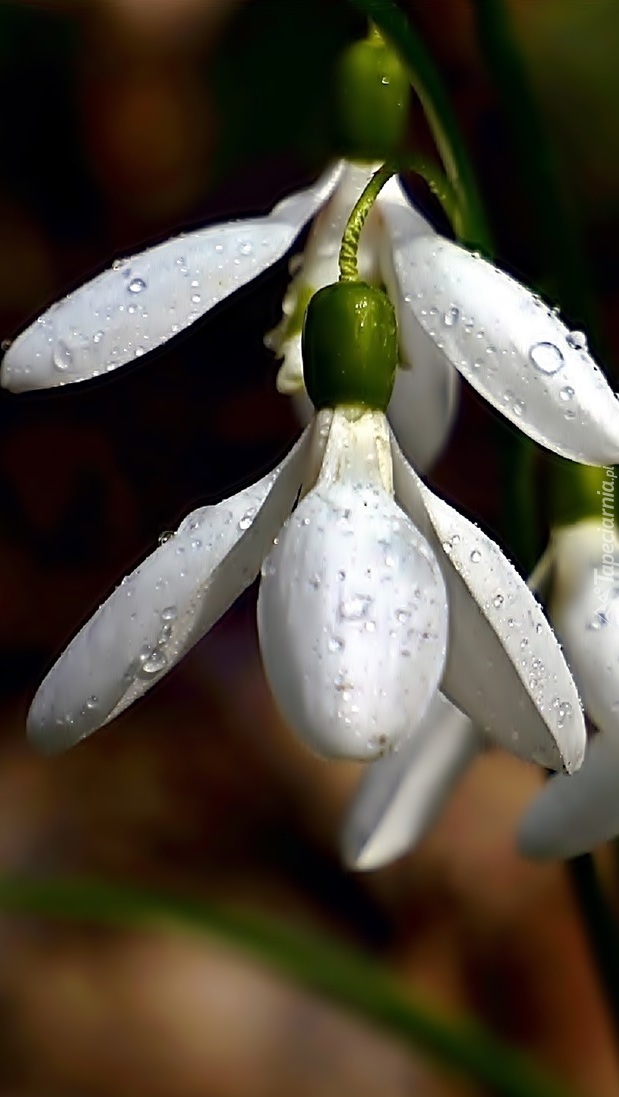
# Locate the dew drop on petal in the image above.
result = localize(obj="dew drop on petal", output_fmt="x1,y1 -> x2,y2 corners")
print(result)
161,606 -> 178,621
139,649 -> 169,675
53,339 -> 74,372
470,549 -> 482,563
529,341 -> 564,374
128,277 -> 147,295
566,330 -> 588,351
559,385 -> 575,402
443,305 -> 460,327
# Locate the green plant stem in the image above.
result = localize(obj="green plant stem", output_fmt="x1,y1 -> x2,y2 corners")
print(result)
339,157 -> 458,281
0,874 -> 582,1097
473,0 -> 619,1038
348,0 -> 492,251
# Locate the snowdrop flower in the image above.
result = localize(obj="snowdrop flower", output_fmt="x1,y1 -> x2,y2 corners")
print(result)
518,515 -> 619,859
343,511 -> 619,873
4,161 -> 619,469
23,381 -> 585,774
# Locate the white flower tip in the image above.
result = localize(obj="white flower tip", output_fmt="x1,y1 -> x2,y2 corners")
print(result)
340,797 -> 412,872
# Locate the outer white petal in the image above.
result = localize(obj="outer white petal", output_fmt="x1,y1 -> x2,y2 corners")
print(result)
376,180 -> 459,471
2,164 -> 344,391
388,235 -> 619,465
548,521 -> 619,737
28,432 -> 310,752
341,693 -> 479,871
257,411 -> 448,762
518,733 -> 619,859
391,435 -> 586,772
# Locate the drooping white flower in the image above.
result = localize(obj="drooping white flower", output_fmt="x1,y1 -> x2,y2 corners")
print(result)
4,161 -> 619,469
518,517 -> 619,859
25,405 -> 584,780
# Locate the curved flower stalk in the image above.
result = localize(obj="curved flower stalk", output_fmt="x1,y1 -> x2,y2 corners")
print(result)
518,517 -> 619,859
26,402 -> 584,781
4,162 -> 619,468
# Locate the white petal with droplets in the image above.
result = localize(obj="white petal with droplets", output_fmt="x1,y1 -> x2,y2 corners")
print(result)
28,432 -> 309,752
341,693 -> 479,871
257,478 -> 448,761
2,163 -> 344,391
257,411 -> 447,761
377,181 -> 459,471
549,523 -> 619,738
518,733 -> 619,859
391,434 -> 586,772
389,235 -> 619,464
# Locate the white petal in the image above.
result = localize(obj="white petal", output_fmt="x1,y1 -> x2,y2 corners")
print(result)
391,435 -> 586,772
386,350 -> 459,472
2,164 -> 344,391
257,411 -> 448,761
341,693 -> 479,871
388,235 -> 619,465
549,522 -> 619,738
28,432 -> 309,752
377,180 -> 459,471
518,733 -> 619,859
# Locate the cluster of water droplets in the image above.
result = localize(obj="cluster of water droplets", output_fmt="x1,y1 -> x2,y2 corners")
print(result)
440,523 -> 576,752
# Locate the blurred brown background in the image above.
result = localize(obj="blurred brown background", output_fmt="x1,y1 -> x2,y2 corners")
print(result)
1,0 -> 619,1094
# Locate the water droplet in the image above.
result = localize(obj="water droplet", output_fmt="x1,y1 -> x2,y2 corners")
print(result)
128,277 -> 147,295
588,611 -> 608,630
396,609 -> 410,623
560,385 -> 575,402
472,358 -> 484,371
520,637 -> 529,650
139,650 -> 168,675
339,595 -> 373,622
161,606 -> 177,621
308,573 -> 321,590
443,305 -> 459,327
238,510 -> 255,531
552,697 -> 573,727
327,636 -> 345,652
493,593 -> 504,608
158,531 -> 174,545
86,696 -> 99,711
530,341 -> 564,374
470,549 -> 482,563
53,339 -> 74,371
93,330 -> 104,344
239,241 -> 254,256
566,330 -> 587,351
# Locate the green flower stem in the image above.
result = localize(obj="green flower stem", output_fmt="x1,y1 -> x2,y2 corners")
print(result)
348,0 -> 492,251
339,158 -> 458,282
473,0 -> 594,327
0,874 -> 582,1097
